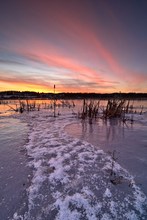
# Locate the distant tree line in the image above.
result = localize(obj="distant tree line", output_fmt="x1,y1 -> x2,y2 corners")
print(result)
0,91 -> 147,100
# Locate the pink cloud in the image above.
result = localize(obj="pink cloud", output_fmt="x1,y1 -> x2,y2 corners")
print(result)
1,2 -> 146,93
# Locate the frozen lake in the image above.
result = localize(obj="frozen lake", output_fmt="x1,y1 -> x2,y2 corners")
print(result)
0,99 -> 147,219
65,115 -> 147,196
0,117 -> 31,219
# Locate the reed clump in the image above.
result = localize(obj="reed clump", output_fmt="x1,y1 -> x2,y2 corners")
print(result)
79,99 -> 126,122
78,99 -> 140,125
7,100 -> 40,113
18,100 -> 40,113
103,99 -> 126,119
79,99 -> 100,123
60,100 -> 75,108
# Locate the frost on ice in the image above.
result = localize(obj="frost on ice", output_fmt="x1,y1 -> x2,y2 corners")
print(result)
12,109 -> 147,220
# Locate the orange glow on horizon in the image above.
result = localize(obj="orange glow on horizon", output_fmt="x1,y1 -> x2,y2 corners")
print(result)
0,80 -> 52,93
0,80 -> 141,94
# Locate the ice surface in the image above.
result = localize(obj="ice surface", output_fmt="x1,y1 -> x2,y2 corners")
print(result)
0,117 -> 32,220
12,109 -> 147,220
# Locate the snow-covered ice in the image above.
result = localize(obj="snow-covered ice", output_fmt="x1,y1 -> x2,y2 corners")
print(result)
12,108 -> 147,220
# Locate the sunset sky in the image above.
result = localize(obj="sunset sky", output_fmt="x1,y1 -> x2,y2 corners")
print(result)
0,0 -> 147,93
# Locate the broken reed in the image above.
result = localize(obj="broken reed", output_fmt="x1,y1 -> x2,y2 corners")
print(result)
108,150 -> 134,187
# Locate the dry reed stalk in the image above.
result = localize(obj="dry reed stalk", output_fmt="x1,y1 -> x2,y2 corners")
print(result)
103,99 -> 126,118
79,99 -> 100,123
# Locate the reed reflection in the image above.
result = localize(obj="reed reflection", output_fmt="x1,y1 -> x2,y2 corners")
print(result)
81,118 -> 127,147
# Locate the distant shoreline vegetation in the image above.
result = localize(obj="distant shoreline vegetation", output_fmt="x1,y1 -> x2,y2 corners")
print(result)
0,91 -> 147,100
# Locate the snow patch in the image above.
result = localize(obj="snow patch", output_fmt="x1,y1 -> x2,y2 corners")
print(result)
12,109 -> 147,219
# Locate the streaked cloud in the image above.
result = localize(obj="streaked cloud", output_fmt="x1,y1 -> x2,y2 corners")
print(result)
0,0 -> 146,92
